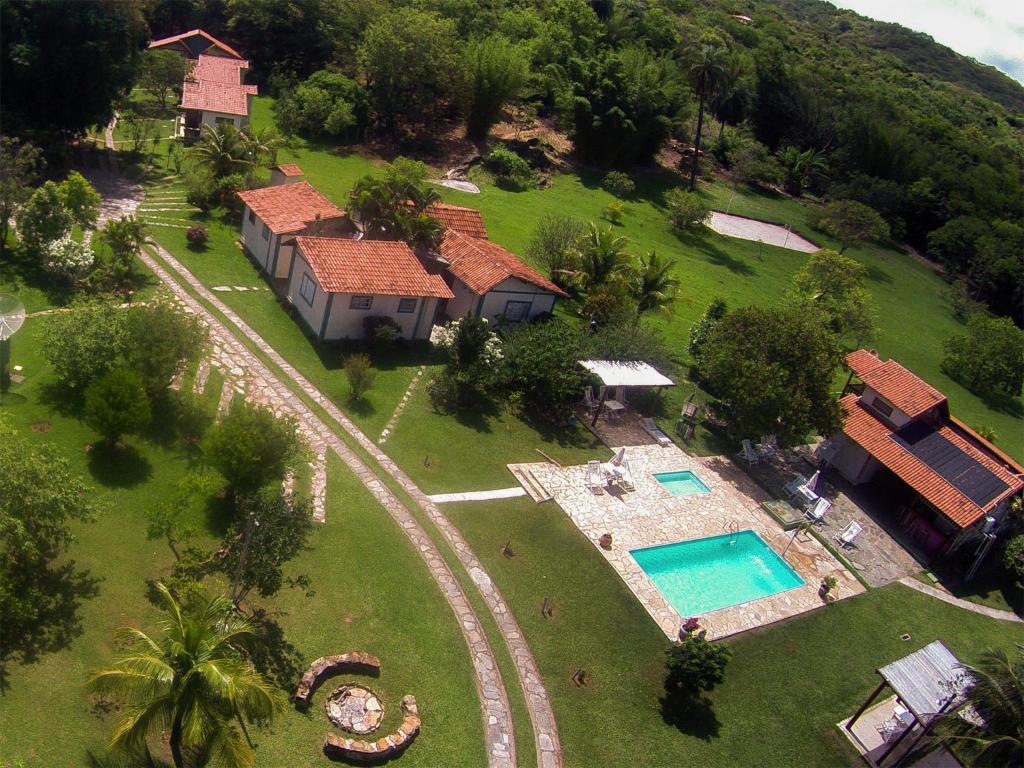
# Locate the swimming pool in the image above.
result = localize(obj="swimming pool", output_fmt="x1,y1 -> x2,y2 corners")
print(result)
654,470 -> 711,496
630,531 -> 804,616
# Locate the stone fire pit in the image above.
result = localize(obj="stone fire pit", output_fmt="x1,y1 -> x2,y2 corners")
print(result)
325,684 -> 383,735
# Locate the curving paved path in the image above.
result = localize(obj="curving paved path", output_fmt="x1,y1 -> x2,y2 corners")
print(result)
898,578 -> 1023,623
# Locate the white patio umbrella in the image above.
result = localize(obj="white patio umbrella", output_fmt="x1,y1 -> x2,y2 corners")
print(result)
609,448 -> 626,467
804,470 -> 820,493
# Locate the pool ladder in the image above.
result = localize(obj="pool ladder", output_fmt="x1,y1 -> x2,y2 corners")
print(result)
726,521 -> 739,544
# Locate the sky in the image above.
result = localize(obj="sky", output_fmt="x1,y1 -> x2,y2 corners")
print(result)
829,0 -> 1024,84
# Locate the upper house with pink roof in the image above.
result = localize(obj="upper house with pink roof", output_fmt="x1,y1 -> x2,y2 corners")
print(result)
148,30 -> 257,139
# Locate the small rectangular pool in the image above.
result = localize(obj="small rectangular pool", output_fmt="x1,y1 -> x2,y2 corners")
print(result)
654,470 -> 711,496
631,531 -> 804,616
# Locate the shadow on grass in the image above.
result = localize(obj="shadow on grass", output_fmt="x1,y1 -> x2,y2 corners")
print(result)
203,493 -> 236,538
88,442 -> 153,488
865,263 -> 893,284
344,394 -> 376,420
979,391 -> 1024,419
247,608 -> 311,692
675,231 -> 756,277
0,245 -> 75,308
0,560 -> 101,692
659,692 -> 722,741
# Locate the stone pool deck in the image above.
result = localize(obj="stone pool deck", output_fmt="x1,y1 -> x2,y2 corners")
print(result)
512,444 -> 864,640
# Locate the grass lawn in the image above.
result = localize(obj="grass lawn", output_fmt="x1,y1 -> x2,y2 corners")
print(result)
446,496 -> 1024,768
0,316 -> 484,767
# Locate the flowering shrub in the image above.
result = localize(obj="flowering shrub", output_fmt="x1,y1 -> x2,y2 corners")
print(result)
43,236 -> 95,282
430,317 -> 503,367
186,225 -> 208,245
429,317 -> 502,409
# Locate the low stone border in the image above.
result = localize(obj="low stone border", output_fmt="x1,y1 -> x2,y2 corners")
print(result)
324,695 -> 421,764
294,652 -> 382,710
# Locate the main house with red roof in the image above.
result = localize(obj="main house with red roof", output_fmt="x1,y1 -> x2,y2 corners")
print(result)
237,172 -> 567,340
149,30 -> 256,138
822,349 -> 1023,558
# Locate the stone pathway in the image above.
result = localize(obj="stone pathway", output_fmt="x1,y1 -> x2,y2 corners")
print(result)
706,211 -> 819,253
379,366 -> 426,444
139,243 -> 522,768
430,488 -> 528,504
898,577 -> 1023,623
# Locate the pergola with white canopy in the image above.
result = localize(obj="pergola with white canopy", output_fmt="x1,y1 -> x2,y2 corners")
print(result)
846,640 -> 972,765
579,360 -> 675,425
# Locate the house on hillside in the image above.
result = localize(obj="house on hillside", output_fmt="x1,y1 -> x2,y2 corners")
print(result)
423,202 -> 488,239
821,349 -> 1023,573
148,29 -> 244,60
237,168 -> 348,279
285,236 -> 453,341
149,30 -> 257,138
436,229 -> 568,323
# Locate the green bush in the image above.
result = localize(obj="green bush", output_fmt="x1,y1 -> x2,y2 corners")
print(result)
688,298 -> 728,368
185,167 -> 219,212
603,200 -> 626,225
942,313 -> 1024,397
172,389 -> 215,443
665,188 -> 709,231
344,353 -> 376,402
663,632 -> 731,712
362,315 -> 402,346
601,171 -> 635,198
84,368 -> 152,444
483,146 -> 536,191
1004,535 -> 1024,583
501,320 -> 587,423
273,69 -> 369,142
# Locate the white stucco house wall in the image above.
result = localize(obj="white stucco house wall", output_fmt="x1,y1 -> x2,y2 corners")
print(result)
286,236 -> 454,342
436,229 -> 568,323
237,175 -> 348,279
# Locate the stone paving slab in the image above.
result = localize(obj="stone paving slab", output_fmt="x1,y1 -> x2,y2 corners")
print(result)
430,488 -> 528,503
139,242 -> 534,768
521,444 -> 864,640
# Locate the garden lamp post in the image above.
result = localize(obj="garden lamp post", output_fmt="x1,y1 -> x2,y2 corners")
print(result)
0,294 -> 26,395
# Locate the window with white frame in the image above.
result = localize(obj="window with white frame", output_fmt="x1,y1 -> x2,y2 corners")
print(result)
350,295 -> 373,310
261,223 -> 270,240
397,297 -> 417,313
299,273 -> 316,305
503,300 -> 531,322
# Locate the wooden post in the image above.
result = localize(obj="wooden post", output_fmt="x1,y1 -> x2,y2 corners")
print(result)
846,679 -> 887,731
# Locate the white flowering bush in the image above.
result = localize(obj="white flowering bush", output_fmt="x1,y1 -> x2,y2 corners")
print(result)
430,317 -> 503,366
43,236 -> 96,282
428,317 -> 503,410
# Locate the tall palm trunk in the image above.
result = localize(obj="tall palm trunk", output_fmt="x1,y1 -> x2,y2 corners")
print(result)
689,85 -> 706,192
170,712 -> 185,768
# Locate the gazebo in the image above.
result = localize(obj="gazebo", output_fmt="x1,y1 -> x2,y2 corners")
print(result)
579,360 -> 674,425
845,640 -> 972,766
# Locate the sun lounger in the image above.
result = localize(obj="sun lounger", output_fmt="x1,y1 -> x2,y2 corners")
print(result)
835,521 -> 863,548
586,460 -> 605,492
783,475 -> 807,498
756,434 -> 777,457
805,497 -> 831,525
640,417 -> 672,446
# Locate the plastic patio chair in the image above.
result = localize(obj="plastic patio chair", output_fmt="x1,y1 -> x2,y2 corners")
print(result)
805,497 -> 831,525
835,521 -> 863,548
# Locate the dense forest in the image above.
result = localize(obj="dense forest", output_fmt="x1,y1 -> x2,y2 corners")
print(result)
3,0 -> 1022,323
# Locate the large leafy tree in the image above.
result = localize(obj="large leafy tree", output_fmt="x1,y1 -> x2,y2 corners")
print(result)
459,35 -> 530,142
0,0 -> 148,137
0,137 -> 42,257
684,39 -> 731,191
89,583 -> 282,768
122,299 -> 208,398
202,400 -> 302,498
568,45 -> 682,167
816,199 -> 890,253
138,49 -> 191,112
272,69 -> 369,142
931,645 -> 1024,768
942,314 -> 1024,398
0,417 -> 94,668
699,305 -> 843,444
357,8 -> 458,131
41,300 -> 128,391
501,319 -> 588,423
83,368 -> 152,445
787,249 -> 876,345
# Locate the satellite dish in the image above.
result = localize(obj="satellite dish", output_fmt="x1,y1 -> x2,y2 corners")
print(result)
0,294 -> 25,341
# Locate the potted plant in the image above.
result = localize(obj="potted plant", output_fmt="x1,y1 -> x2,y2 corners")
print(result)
678,617 -> 701,641
819,574 -> 838,601
598,533 -> 613,550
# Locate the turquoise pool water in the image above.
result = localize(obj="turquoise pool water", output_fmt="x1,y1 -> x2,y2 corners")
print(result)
654,470 -> 711,496
631,531 -> 804,616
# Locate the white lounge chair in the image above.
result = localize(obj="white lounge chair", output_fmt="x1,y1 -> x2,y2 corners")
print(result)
739,439 -> 760,466
586,460 -> 605,492
805,497 -> 831,525
616,458 -> 635,491
640,417 -> 672,447
835,521 -> 863,548
783,475 -> 808,498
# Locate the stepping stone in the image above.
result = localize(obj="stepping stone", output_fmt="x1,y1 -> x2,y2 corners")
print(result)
212,286 -> 232,292
193,358 -> 210,394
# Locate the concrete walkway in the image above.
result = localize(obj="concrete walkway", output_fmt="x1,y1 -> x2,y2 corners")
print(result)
142,239 -> 563,767
430,488 -> 528,504
898,577 -> 1023,623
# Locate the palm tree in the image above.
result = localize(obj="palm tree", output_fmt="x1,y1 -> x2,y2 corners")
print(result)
191,124 -> 254,178
571,223 -> 631,293
98,215 -> 150,282
89,583 -> 282,768
685,41 -> 730,191
238,126 -> 282,168
931,645 -> 1023,768
632,250 -> 679,317
778,146 -> 827,197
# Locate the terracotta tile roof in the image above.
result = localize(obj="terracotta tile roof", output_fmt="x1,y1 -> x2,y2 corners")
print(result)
839,394 -> 1022,528
438,230 -> 568,297
294,237 -> 454,299
149,29 -> 244,60
275,164 -> 304,177
424,203 -> 488,239
845,350 -> 946,418
181,80 -> 253,116
237,182 -> 345,234
191,53 -> 249,84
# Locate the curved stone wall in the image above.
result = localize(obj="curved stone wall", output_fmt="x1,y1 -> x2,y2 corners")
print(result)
294,652 -> 382,710
323,695 -> 421,764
